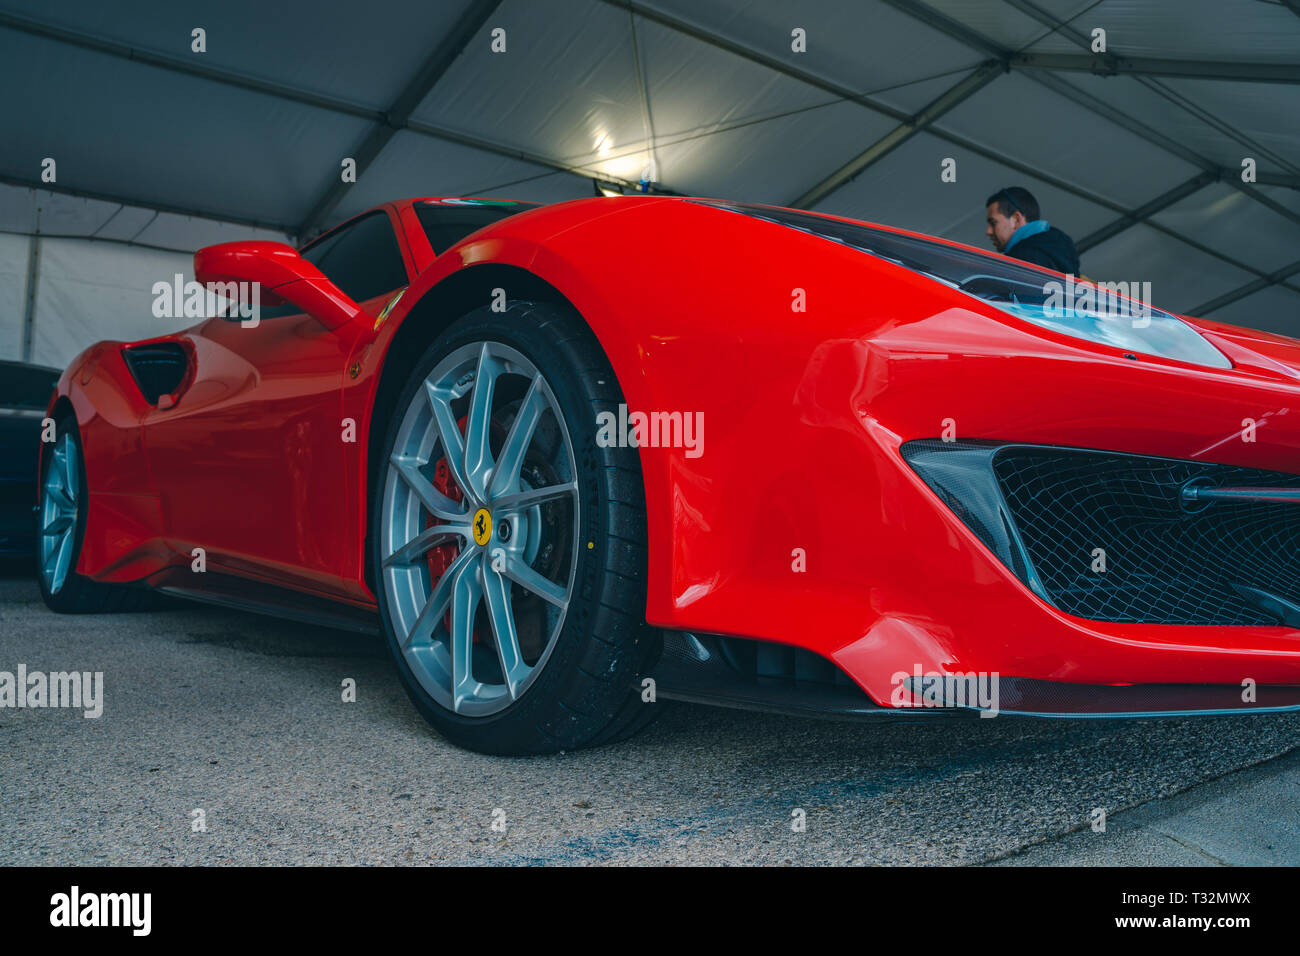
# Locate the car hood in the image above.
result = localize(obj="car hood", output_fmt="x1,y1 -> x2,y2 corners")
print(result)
1185,316 -> 1300,384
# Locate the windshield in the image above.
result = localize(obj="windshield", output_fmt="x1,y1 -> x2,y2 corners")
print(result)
416,199 -> 540,256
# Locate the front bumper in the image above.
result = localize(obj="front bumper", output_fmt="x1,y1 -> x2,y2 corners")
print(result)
824,435 -> 1300,716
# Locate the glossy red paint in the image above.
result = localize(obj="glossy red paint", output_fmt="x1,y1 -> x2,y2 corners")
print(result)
49,195 -> 1300,710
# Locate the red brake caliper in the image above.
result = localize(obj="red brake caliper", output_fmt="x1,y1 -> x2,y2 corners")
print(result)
425,416 -> 486,643
425,457 -> 461,583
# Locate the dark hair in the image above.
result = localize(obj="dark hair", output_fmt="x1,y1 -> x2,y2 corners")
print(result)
985,186 -> 1040,222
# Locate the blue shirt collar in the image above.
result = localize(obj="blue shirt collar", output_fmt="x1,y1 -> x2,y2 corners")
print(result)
1004,218 -> 1049,253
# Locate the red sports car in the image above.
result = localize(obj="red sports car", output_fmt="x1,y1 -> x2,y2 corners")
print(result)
37,195 -> 1300,753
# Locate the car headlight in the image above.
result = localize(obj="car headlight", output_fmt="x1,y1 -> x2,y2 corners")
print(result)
993,297 -> 1231,370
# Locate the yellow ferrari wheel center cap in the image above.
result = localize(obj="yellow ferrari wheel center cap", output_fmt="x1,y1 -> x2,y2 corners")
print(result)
472,508 -> 492,546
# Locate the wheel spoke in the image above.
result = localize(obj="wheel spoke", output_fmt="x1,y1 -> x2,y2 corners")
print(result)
449,560 -> 482,713
45,482 -> 74,513
492,482 -> 578,514
51,438 -> 75,502
44,514 -> 73,536
52,528 -> 74,589
49,444 -> 67,497
488,375 -> 544,501
63,438 -> 77,501
482,553 -> 530,698
462,343 -> 503,501
390,454 -> 467,521
402,546 -> 476,650
383,523 -> 470,568
42,540 -> 60,576
502,555 -> 568,608
424,382 -> 475,503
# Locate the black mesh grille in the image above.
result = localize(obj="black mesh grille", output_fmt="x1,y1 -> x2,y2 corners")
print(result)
993,448 -> 1300,625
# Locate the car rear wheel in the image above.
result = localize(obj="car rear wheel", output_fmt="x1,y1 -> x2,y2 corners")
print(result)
371,301 -> 660,754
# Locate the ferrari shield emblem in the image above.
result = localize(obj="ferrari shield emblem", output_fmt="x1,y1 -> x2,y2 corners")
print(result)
472,508 -> 492,546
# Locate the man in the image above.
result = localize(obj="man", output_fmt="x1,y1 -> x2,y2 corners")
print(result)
984,186 -> 1080,275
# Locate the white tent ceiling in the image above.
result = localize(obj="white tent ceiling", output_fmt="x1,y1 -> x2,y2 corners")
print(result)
2,0 -> 1298,365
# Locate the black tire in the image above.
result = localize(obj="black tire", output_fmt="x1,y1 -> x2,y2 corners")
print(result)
37,417 -> 157,614
371,301 -> 662,755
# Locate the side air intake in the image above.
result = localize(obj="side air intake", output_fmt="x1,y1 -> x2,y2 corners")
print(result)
122,343 -> 189,405
904,440 -> 1300,627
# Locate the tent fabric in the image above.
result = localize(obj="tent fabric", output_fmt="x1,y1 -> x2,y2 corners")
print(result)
0,233 -> 29,359
29,238 -> 194,368
0,0 -> 1296,368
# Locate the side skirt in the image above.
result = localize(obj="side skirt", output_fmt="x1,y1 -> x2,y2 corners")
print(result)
148,567 -> 380,635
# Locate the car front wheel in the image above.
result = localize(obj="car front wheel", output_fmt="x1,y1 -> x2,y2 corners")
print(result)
371,301 -> 660,755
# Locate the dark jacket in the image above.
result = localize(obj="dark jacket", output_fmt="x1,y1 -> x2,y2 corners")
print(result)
1007,226 -> 1080,276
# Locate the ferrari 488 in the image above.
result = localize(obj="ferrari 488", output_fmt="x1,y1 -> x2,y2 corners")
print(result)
36,196 -> 1300,753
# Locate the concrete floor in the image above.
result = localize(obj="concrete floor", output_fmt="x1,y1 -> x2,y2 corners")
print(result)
994,748 -> 1299,865
1,572 -> 1296,865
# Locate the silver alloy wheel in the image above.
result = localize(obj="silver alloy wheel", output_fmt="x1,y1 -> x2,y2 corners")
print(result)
380,341 -> 581,717
40,432 -> 79,595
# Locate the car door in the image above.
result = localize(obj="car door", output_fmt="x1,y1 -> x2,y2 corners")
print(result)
143,209 -> 413,600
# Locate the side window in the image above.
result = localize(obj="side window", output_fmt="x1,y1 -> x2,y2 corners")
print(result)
301,211 -> 409,303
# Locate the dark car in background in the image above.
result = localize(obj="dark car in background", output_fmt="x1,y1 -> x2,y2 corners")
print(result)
1,359 -> 60,558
